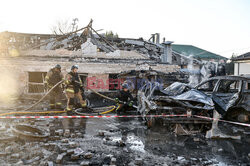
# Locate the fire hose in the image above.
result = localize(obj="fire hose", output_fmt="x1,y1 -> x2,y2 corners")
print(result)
0,77 -> 132,116
0,80 -> 66,116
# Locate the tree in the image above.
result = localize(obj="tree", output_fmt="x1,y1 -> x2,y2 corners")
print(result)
105,31 -> 119,38
51,18 -> 79,35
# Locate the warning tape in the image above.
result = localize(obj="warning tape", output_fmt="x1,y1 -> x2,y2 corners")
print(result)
0,114 -> 188,119
194,115 -> 250,127
1,114 -> 248,127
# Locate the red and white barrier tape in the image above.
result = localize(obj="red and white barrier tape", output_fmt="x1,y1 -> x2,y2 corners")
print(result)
0,114 -> 187,119
1,114 -> 248,127
194,115 -> 250,127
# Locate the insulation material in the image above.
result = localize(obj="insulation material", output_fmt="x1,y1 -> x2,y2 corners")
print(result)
81,38 -> 97,55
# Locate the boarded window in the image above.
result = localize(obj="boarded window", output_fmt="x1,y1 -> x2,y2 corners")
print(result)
28,72 -> 47,93
109,74 -> 119,90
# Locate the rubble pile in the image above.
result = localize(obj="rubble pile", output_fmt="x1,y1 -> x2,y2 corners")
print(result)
3,114 -> 250,165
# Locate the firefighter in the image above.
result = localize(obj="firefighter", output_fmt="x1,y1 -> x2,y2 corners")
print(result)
64,65 -> 86,111
44,64 -> 64,109
115,83 -> 134,114
217,63 -> 226,76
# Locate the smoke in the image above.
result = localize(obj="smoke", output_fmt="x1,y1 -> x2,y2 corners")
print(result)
186,55 -> 201,87
0,66 -> 18,104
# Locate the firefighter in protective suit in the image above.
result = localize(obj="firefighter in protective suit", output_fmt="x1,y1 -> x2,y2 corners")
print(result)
115,83 -> 134,114
44,64 -> 64,109
65,65 -> 86,111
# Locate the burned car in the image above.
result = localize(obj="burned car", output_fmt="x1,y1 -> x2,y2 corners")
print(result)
137,82 -> 214,128
195,76 -> 250,123
137,76 -> 250,128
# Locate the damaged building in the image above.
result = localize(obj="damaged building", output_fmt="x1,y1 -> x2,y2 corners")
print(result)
0,28 -> 180,98
0,20 -> 230,104
233,52 -> 250,76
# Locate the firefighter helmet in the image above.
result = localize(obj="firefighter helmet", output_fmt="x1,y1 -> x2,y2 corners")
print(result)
55,64 -> 61,69
71,65 -> 79,70
122,83 -> 129,89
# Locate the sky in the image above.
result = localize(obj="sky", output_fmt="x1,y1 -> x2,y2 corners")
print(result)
0,0 -> 250,58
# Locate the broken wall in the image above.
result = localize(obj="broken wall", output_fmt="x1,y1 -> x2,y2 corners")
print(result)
0,55 -> 179,97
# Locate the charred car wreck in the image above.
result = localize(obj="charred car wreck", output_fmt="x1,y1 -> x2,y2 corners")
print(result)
137,75 -> 250,129
197,76 -> 250,122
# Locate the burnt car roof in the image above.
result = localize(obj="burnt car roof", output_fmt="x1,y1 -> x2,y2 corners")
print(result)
207,75 -> 250,81
195,75 -> 249,89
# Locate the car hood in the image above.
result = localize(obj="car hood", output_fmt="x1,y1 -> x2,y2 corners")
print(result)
160,82 -> 191,96
170,89 -> 214,107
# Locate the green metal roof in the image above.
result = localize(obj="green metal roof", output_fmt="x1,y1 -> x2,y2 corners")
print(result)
172,44 -> 227,60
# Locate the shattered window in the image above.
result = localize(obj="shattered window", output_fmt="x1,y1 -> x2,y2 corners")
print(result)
196,79 -> 218,92
109,74 -> 119,90
217,80 -> 240,93
28,72 -> 47,93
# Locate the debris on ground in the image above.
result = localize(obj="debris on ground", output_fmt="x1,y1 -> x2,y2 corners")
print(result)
206,110 -> 241,140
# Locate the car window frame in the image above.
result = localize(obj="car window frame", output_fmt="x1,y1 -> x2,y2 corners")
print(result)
214,79 -> 243,94
195,79 -> 219,93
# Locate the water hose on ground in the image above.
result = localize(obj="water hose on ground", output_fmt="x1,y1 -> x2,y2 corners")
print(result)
0,80 -> 66,116
74,105 -> 117,115
99,105 -> 116,114
0,110 -> 67,116
0,74 -> 136,116
23,80 -> 64,112
86,85 -> 137,109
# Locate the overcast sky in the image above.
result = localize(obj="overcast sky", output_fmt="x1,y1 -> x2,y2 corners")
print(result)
0,0 -> 249,58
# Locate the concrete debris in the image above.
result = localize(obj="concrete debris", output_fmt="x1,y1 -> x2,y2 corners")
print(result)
63,129 -> 70,137
22,156 -> 40,165
61,139 -> 69,143
66,149 -> 74,155
177,156 -> 185,161
106,50 -> 120,57
80,161 -> 90,166
174,124 -> 190,135
74,148 -> 84,156
111,157 -> 117,165
55,129 -> 64,136
69,142 -> 78,148
71,154 -> 80,160
11,153 -> 20,159
76,132 -> 82,137
5,146 -> 13,153
47,161 -> 54,166
193,138 -> 201,142
98,131 -> 105,136
84,152 -> 93,159
134,158 -> 143,165
71,133 -> 76,138
56,153 -> 66,164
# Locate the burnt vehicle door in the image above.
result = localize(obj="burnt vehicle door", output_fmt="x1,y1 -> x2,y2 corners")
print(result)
239,80 -> 250,112
196,79 -> 219,97
212,79 -> 243,115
